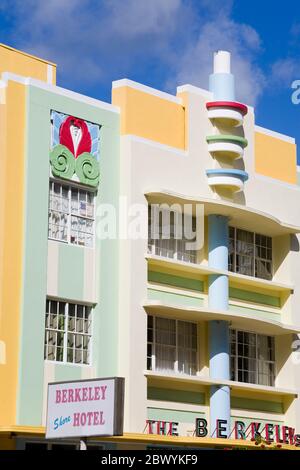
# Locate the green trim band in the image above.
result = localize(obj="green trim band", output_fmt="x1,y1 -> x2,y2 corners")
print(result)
148,271 -> 204,292
148,288 -> 204,308
148,387 -> 205,405
231,396 -> 283,414
229,303 -> 280,321
147,407 -> 205,424
206,134 -> 248,148
229,287 -> 280,308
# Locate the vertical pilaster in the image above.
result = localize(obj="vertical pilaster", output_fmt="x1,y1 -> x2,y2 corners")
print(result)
208,214 -> 230,437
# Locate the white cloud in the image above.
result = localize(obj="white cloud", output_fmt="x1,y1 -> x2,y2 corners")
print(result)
167,12 -> 265,105
271,58 -> 300,86
1,0 -> 266,104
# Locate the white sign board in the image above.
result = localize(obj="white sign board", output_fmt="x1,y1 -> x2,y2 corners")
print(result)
46,377 -> 124,439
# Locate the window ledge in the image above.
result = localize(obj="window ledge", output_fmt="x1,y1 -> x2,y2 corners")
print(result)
144,370 -> 298,398
146,254 -> 294,293
143,299 -> 300,335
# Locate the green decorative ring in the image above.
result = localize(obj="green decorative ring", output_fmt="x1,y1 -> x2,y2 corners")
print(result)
75,152 -> 100,187
50,144 -> 75,180
206,134 -> 248,148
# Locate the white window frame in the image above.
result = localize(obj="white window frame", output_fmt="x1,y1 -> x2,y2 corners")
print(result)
44,299 -> 93,365
48,179 -> 96,248
229,226 -> 273,280
147,207 -> 197,264
147,315 -> 198,376
230,328 -> 276,386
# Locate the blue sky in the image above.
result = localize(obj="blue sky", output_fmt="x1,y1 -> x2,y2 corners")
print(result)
1,0 -> 300,161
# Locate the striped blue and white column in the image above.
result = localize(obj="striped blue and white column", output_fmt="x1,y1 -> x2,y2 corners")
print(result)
208,214 -> 230,437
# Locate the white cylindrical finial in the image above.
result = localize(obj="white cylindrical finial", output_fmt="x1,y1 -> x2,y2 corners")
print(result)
213,50 -> 231,74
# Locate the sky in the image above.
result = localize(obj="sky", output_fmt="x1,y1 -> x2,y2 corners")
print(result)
0,0 -> 300,161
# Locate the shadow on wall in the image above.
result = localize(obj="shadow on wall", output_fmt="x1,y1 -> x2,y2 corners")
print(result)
290,234 -> 300,253
275,333 -> 297,415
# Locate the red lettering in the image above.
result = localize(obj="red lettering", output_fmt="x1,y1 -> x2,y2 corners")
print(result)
88,387 -> 94,401
73,413 -> 80,426
87,411 -> 93,425
265,424 -> 274,442
55,390 -> 61,404
68,389 -> 74,403
99,411 -> 105,425
93,411 -> 100,425
80,412 -> 87,426
62,390 -> 68,403
289,427 -> 295,445
146,419 -> 155,434
250,422 -> 261,440
282,426 -> 288,444
100,386 -> 107,400
82,387 -> 88,401
94,387 -> 101,400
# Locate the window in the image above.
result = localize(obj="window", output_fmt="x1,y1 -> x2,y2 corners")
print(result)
147,316 -> 197,376
229,227 -> 272,280
24,440 -> 104,450
44,299 -> 92,365
148,207 -> 197,264
230,329 -> 275,386
48,181 -> 95,247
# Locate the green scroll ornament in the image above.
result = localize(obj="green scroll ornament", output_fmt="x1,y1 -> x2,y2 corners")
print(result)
75,152 -> 100,187
50,144 -> 75,180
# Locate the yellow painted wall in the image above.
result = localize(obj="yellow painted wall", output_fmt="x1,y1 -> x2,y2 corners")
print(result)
0,80 -> 26,425
255,131 -> 297,184
112,86 -> 185,149
0,43 -> 56,84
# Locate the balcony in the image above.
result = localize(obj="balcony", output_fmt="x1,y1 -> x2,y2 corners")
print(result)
143,299 -> 300,335
206,168 -> 249,191
145,370 -> 297,400
206,100 -> 248,127
145,190 -> 300,237
206,134 -> 248,159
146,254 -> 293,294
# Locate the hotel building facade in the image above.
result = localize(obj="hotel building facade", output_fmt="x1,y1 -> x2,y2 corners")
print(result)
0,43 -> 300,450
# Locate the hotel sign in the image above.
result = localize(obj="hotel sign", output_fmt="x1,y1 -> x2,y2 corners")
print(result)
46,377 -> 124,439
146,418 -> 300,446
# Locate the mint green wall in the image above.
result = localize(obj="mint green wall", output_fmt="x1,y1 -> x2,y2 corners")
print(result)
147,408 -> 205,424
231,396 -> 283,413
148,288 -> 204,308
148,387 -> 205,405
228,303 -> 280,321
148,271 -> 204,292
229,287 -> 280,308
17,85 -> 120,425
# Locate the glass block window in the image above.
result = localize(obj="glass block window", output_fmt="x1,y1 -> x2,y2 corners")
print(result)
229,227 -> 272,280
230,329 -> 275,386
49,181 -> 95,247
44,299 -> 92,365
147,316 -> 197,376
